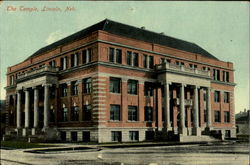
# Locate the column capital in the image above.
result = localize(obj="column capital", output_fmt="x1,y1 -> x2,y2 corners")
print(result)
32,86 -> 39,90
42,84 -> 52,87
121,77 -> 129,82
163,81 -> 172,85
23,88 -> 29,92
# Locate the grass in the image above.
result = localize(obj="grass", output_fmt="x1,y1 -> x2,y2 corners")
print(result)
1,141 -> 58,149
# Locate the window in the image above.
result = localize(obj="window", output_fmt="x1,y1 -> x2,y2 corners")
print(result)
49,60 -> 56,67
60,83 -> 67,97
109,77 -> 121,93
144,82 -> 154,96
214,91 -> 220,102
127,51 -> 132,65
127,51 -> 138,67
116,49 -> 122,64
83,78 -> 92,94
145,106 -> 153,122
128,106 -> 138,121
82,132 -> 90,142
214,111 -> 220,122
109,48 -> 115,63
82,48 -> 92,64
109,48 -> 122,64
176,61 -> 180,66
223,71 -> 229,82
71,106 -> 79,121
71,131 -> 77,142
129,131 -> 139,141
143,55 -> 147,68
224,111 -> 230,123
62,107 -> 68,122
213,69 -> 220,81
133,52 -> 138,67
149,56 -> 154,69
60,57 -> 67,70
83,105 -> 91,121
110,105 -> 120,121
143,55 -> 154,69
128,80 -> 138,95
224,92 -> 229,103
71,53 -> 79,67
111,131 -> 121,142
71,81 -> 78,96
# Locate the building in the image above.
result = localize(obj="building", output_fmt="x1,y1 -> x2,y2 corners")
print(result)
4,19 -> 236,142
0,100 -> 6,139
235,109 -> 249,137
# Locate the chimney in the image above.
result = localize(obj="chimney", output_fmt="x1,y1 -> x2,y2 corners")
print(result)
141,26 -> 145,30
160,32 -> 165,35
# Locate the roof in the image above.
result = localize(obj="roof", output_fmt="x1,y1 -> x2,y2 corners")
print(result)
26,19 -> 218,60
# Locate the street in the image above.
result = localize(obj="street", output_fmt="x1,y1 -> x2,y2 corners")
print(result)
1,143 -> 249,165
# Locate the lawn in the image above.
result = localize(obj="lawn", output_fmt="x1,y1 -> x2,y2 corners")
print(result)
1,141 -> 57,149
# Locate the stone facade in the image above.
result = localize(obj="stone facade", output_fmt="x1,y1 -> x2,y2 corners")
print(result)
4,19 -> 236,142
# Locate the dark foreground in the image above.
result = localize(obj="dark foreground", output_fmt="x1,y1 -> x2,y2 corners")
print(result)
1,142 -> 249,165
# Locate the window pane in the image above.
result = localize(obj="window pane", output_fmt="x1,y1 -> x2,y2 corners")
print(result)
143,55 -> 147,68
133,52 -> 138,66
110,78 -> 120,93
127,51 -> 132,65
116,49 -> 122,64
110,105 -> 120,121
149,56 -> 154,69
128,80 -> 138,95
128,106 -> 138,121
109,48 -> 115,62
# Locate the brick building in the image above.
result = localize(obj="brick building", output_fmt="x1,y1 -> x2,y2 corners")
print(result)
4,19 -> 236,142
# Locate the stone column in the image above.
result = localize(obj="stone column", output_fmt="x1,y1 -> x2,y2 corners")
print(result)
23,89 -> 30,136
33,87 -> 39,128
163,82 -> 171,130
24,89 -> 30,128
86,49 -> 90,63
16,91 -> 21,129
206,87 -> 212,128
180,83 -> 187,135
43,84 -> 50,128
193,85 -> 201,136
146,55 -> 150,69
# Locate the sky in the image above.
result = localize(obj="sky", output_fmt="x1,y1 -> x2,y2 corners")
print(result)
0,1 -> 249,113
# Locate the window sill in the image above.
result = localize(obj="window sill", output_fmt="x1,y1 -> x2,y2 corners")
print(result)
127,120 -> 139,123
109,120 -> 121,122
128,94 -> 138,96
110,92 -> 121,95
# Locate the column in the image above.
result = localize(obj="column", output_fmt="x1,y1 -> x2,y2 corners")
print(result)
193,85 -> 201,136
16,91 -> 21,129
146,55 -> 150,69
86,49 -> 90,63
33,87 -> 39,128
180,83 -> 187,135
163,82 -> 171,130
206,87 -> 212,128
24,89 -> 30,128
43,84 -> 50,128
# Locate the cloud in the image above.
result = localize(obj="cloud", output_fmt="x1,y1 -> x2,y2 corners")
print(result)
45,30 -> 68,45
